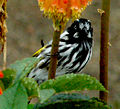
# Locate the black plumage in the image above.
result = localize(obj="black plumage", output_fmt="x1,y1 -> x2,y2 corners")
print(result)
28,18 -> 93,84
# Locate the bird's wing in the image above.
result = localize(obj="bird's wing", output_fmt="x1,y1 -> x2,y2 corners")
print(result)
32,45 -> 48,57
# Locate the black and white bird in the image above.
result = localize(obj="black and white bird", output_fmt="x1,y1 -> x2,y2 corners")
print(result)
28,18 -> 93,84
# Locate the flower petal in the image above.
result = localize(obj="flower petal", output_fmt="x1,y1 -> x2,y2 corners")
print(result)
0,71 -> 4,78
0,87 -> 3,95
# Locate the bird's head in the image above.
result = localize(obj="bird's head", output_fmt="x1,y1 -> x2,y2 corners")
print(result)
67,18 -> 93,41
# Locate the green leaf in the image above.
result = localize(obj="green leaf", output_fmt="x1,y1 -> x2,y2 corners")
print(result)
1,69 -> 16,89
10,57 -> 40,82
27,104 -> 34,109
34,93 -> 111,109
40,73 -> 107,92
22,77 -> 40,97
22,77 -> 55,103
40,89 -> 56,103
47,93 -> 90,101
0,80 -> 5,90
0,82 -> 28,109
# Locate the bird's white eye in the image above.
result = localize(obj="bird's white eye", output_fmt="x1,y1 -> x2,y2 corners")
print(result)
73,32 -> 79,38
87,20 -> 90,22
79,23 -> 84,29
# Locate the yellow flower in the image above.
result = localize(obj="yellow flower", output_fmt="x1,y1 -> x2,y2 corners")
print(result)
38,0 -> 92,22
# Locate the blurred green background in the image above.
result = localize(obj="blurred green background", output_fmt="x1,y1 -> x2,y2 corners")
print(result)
0,0 -> 120,108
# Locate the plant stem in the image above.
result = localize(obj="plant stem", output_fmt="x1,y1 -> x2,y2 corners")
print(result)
48,28 -> 61,79
0,0 -> 7,70
3,36 -> 7,70
100,0 -> 110,102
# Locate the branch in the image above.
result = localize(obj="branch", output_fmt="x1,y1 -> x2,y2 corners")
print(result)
100,0 -> 111,102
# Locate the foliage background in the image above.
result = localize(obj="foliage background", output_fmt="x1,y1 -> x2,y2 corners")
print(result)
0,0 -> 120,108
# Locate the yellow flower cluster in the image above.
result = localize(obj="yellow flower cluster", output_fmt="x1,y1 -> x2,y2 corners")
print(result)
38,0 -> 92,22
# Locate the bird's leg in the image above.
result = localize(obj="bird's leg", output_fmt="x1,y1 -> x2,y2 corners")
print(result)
41,39 -> 44,47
